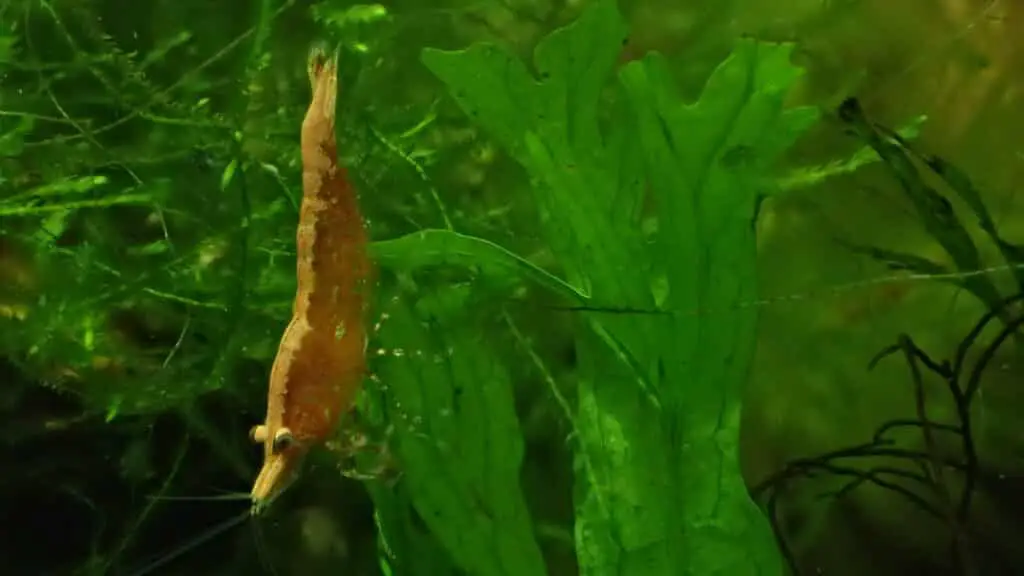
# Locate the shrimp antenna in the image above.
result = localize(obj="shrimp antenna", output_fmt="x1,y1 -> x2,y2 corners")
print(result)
124,508 -> 250,576
145,492 -> 251,502
251,515 -> 282,576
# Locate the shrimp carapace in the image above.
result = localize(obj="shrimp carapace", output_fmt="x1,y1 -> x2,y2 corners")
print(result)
250,47 -> 373,515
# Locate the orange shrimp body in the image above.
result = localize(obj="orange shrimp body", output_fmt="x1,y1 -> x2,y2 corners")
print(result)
250,50 -> 372,515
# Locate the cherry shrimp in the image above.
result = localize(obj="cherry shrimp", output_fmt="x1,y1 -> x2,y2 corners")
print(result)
120,3 -> 1024,571
123,47 -> 374,576
247,47 -> 374,516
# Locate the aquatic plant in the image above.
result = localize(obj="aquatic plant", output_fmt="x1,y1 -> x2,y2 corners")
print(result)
362,2 -> 822,574
753,101 -> 1024,576
3,1 -> 1020,575
754,290 -> 1024,575
836,98 -> 1024,329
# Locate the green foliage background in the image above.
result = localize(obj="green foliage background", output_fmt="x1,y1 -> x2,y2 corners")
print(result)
2,0 -> 1023,575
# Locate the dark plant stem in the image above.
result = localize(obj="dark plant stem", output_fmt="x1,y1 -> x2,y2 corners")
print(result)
895,334 -> 975,576
753,291 -> 1024,576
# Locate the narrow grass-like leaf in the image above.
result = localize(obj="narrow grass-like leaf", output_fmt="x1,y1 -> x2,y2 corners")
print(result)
837,240 -> 953,278
370,229 -> 587,302
838,98 -> 1009,321
912,151 -> 1024,292
775,115 -> 926,193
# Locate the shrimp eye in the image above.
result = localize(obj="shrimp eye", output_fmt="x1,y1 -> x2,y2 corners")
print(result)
250,425 -> 267,443
272,428 -> 295,453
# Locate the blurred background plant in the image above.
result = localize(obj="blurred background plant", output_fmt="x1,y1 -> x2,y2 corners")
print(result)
0,0 -> 1022,575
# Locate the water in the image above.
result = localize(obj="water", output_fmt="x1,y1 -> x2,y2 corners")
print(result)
0,1 -> 1021,575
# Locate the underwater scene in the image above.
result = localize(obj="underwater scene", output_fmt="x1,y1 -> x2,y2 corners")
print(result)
1,0 -> 1022,575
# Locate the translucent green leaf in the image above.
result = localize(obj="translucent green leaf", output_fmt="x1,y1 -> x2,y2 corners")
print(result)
370,229 -> 587,302
419,2 -> 820,575
372,286 -> 546,576
1,175 -> 108,205
422,0 -> 650,298
220,158 -> 238,191
367,481 -> 460,576
422,2 -> 680,575
619,39 -> 819,575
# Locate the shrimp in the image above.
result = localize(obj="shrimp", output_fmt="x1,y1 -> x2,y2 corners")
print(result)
249,47 -> 373,516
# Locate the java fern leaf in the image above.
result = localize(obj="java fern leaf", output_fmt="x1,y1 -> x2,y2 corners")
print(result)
618,37 -> 819,576
368,1 -> 825,575
369,285 -> 547,576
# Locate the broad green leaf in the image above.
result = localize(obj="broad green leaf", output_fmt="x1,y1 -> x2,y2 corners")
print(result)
619,39 -> 819,575
372,286 -> 546,576
420,2 -> 822,575
421,0 -> 651,301
424,2 -> 673,574
366,481 -> 460,576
